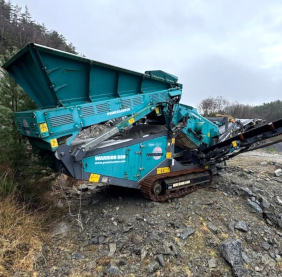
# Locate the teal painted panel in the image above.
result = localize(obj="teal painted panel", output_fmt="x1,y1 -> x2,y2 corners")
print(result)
90,66 -> 118,101
13,111 -> 38,137
141,78 -> 170,93
118,72 -> 142,97
40,52 -> 89,105
8,51 -> 58,108
82,136 -> 168,181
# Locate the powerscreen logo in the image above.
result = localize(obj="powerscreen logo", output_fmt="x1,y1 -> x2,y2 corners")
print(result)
152,146 -> 163,160
107,108 -> 130,116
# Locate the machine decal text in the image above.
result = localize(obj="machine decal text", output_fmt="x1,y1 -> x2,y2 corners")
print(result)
107,108 -> 130,116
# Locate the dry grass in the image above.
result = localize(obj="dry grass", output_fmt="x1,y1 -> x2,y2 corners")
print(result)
0,195 -> 48,276
69,269 -> 93,277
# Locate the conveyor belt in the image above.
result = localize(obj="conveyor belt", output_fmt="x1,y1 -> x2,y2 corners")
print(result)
202,118 -> 282,163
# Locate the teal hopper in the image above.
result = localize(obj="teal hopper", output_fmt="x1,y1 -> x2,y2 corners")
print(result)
3,43 -> 180,109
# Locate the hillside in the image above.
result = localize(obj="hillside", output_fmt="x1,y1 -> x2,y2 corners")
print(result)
0,0 -> 76,56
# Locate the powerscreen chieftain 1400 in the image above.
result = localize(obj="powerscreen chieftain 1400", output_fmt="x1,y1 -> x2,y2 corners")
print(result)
3,43 -> 282,201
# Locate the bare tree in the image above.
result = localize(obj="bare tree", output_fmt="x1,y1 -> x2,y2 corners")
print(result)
198,96 -> 229,116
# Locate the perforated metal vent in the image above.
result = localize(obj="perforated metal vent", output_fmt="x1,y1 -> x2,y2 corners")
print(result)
159,92 -> 167,101
16,121 -> 21,130
151,94 -> 159,103
96,103 -> 109,114
122,98 -> 131,108
30,123 -> 36,131
81,106 -> 95,117
132,96 -> 143,106
49,114 -> 74,127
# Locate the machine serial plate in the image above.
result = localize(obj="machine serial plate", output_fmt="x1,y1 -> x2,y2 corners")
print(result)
157,167 -> 170,174
172,180 -> 191,188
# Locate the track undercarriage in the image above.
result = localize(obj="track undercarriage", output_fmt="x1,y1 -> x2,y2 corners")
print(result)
140,169 -> 212,201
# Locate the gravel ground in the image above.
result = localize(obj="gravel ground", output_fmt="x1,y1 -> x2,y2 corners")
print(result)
15,150 -> 282,277
269,142 -> 282,153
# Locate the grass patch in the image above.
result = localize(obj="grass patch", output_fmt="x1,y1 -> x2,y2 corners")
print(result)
0,171 -> 58,276
0,195 -> 49,276
264,146 -> 276,153
0,171 -> 19,198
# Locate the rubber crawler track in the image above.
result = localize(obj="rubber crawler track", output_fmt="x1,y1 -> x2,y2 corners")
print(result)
140,168 -> 212,202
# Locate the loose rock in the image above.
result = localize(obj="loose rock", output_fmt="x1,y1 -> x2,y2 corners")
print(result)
262,241 -> 270,251
147,261 -> 159,273
242,252 -> 251,264
239,187 -> 253,197
219,239 -> 248,277
71,253 -> 84,260
208,223 -> 218,234
132,234 -> 143,244
260,196 -> 270,209
235,221 -> 248,232
262,254 -> 276,267
52,222 -> 69,237
87,184 -> 97,191
157,254 -> 166,267
141,248 -> 147,260
228,221 -> 235,232
181,226 -> 195,239
108,243 -> 116,257
275,168 -> 282,177
106,262 -> 121,276
276,196 -> 282,205
247,199 -> 263,216
78,184 -> 88,191
208,257 -> 217,268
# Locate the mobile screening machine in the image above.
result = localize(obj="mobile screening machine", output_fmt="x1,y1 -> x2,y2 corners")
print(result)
3,43 -> 282,201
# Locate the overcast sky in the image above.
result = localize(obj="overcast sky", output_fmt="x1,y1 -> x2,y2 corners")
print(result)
12,0 -> 282,107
